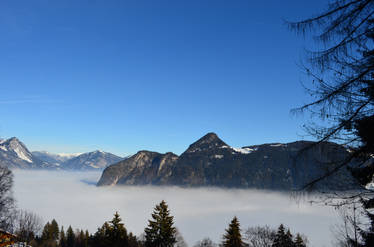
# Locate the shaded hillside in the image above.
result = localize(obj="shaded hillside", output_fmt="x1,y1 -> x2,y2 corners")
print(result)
98,133 -> 359,190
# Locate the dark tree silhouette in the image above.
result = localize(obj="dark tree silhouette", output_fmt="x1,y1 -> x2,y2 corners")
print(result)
294,233 -> 306,247
66,226 -> 75,247
289,0 -> 374,245
14,210 -> 42,244
222,216 -> 244,247
91,212 -> 129,247
289,0 -> 374,189
144,200 -> 176,247
0,166 -> 14,231
272,224 -> 292,247
60,226 -> 67,247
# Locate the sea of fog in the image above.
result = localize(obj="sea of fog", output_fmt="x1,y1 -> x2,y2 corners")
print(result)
12,170 -> 340,247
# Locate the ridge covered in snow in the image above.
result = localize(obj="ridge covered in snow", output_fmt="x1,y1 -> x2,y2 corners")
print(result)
220,145 -> 257,154
0,137 -> 124,170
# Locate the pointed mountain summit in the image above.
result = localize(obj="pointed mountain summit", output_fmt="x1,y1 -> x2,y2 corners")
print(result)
0,137 -> 33,163
98,133 -> 359,190
185,132 -> 227,153
0,137 -> 57,169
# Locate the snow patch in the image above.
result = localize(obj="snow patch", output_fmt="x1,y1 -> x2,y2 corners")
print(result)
57,153 -> 82,158
270,143 -> 284,147
0,145 -> 8,151
221,145 -> 257,154
187,148 -> 201,153
366,182 -> 374,191
89,164 -> 100,169
232,147 -> 256,154
213,155 -> 224,159
13,146 -> 32,163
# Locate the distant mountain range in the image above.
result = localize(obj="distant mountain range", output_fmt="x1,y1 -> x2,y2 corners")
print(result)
0,137 -> 123,170
0,134 -> 361,190
97,133 -> 359,190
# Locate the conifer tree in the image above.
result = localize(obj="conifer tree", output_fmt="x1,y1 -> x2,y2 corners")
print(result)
294,233 -> 306,247
75,230 -> 85,247
108,212 -> 129,247
285,229 -> 294,247
66,226 -> 75,247
60,226 -> 67,247
41,222 -> 51,241
128,232 -> 140,247
91,212 -> 130,247
84,230 -> 89,247
272,224 -> 294,247
50,219 -> 59,241
144,200 -> 176,247
92,222 -> 111,247
222,216 -> 244,247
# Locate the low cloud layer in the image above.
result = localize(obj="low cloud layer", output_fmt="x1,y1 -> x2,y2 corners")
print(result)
13,170 -> 339,247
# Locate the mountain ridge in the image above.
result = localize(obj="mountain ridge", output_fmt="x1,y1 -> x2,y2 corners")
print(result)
0,137 -> 124,170
97,133 -> 359,190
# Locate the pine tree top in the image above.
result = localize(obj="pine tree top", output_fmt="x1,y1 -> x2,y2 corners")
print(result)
223,216 -> 243,247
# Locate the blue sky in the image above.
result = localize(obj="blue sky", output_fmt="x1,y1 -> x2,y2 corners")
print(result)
0,0 -> 328,156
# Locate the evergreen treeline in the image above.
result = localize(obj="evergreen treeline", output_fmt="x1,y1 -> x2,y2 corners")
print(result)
24,201 -> 308,247
30,213 -> 142,247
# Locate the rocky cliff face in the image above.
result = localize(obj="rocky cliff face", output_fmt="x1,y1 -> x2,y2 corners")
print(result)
97,151 -> 178,186
97,133 -> 359,190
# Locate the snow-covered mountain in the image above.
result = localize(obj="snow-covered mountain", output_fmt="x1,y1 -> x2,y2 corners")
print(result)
0,137 -> 124,170
0,137 -> 57,169
60,150 -> 123,170
32,151 -> 81,166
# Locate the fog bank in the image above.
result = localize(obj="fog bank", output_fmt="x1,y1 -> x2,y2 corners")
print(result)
13,170 -> 339,247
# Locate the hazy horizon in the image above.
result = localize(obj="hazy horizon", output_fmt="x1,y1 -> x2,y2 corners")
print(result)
13,170 -> 340,247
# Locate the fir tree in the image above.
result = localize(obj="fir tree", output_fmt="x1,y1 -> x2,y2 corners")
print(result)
50,219 -> 59,241
128,232 -> 140,247
60,226 -> 67,247
294,233 -> 306,247
272,224 -> 294,247
222,216 -> 244,247
84,230 -> 89,247
75,230 -> 85,247
41,222 -> 51,241
285,229 -> 294,247
108,212 -> 129,247
144,200 -> 176,247
66,226 -> 75,247
92,222 -> 111,247
91,212 -> 130,247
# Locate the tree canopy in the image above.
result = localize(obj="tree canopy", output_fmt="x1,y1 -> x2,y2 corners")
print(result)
289,0 -> 374,188
144,200 -> 176,247
222,216 -> 244,247
0,166 -> 14,231
290,0 -> 374,245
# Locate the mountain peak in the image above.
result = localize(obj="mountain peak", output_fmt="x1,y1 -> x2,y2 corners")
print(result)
185,132 -> 227,153
8,137 -> 20,143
